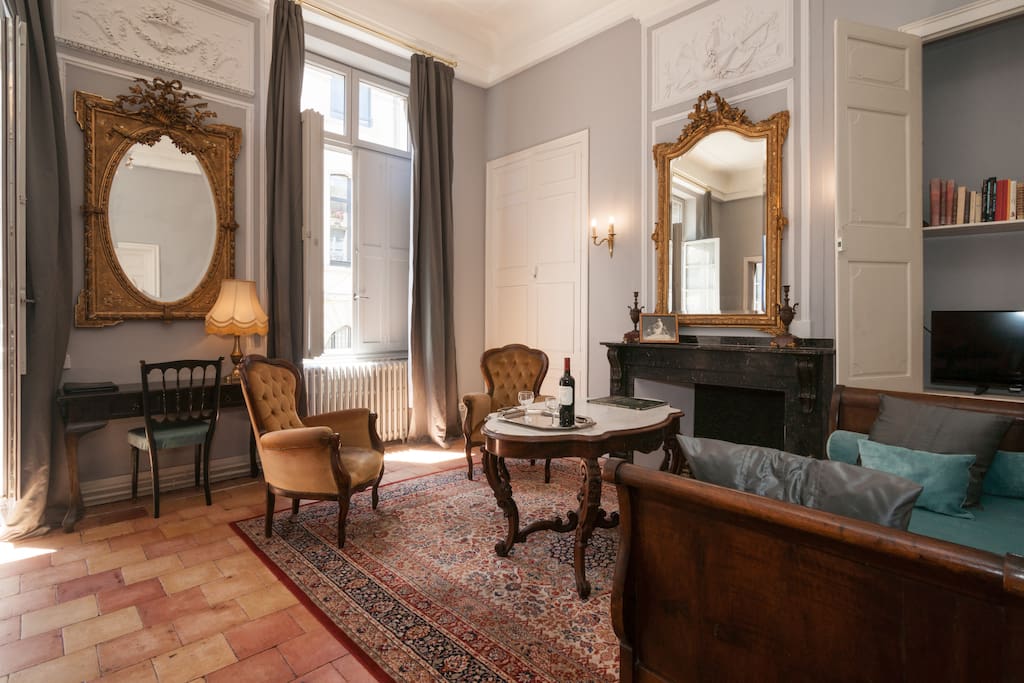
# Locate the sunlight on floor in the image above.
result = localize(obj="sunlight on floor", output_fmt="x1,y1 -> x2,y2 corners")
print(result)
0,541 -> 54,565
385,448 -> 464,466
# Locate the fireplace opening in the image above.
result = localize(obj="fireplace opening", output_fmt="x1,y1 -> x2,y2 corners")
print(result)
694,384 -> 786,450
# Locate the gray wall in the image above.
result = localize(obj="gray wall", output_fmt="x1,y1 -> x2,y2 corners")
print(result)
485,20 -> 642,396
58,7 -> 260,486
717,196 -> 765,313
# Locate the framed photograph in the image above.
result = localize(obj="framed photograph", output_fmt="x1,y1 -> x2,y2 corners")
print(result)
640,314 -> 678,343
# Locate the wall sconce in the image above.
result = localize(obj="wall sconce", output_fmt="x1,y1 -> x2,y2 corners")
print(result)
591,216 -> 615,257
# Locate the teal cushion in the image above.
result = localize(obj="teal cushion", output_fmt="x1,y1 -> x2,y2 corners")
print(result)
826,430 -> 866,465
982,450 -> 1024,499
128,422 -> 211,451
858,440 -> 975,519
909,494 -> 1024,555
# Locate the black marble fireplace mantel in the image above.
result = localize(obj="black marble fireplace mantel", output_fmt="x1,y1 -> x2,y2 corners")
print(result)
604,337 -> 835,457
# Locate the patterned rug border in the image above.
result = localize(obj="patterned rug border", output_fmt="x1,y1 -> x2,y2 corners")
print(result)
229,462 -> 474,683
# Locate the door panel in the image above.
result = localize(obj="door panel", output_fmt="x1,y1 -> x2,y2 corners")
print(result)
486,131 -> 589,399
835,20 -> 922,391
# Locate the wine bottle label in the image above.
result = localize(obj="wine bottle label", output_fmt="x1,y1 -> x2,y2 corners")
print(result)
558,386 -> 573,405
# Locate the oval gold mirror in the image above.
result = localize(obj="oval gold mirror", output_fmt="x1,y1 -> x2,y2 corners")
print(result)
74,78 -> 241,326
653,91 -> 789,333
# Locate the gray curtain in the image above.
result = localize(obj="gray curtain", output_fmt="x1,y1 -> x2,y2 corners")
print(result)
1,0 -> 72,539
408,55 -> 458,446
696,190 -> 714,240
265,0 -> 304,366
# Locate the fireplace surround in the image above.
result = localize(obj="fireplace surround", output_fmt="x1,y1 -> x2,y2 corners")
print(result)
604,337 -> 835,457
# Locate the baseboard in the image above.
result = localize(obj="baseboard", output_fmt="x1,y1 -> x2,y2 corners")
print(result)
80,454 -> 254,508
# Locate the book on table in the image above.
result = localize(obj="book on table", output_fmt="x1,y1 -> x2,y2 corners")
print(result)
587,396 -> 668,410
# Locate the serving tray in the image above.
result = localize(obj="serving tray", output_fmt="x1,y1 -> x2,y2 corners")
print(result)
496,408 -> 596,431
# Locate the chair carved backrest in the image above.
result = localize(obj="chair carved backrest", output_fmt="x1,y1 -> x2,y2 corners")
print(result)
481,344 -> 549,412
237,355 -> 309,436
139,358 -> 223,432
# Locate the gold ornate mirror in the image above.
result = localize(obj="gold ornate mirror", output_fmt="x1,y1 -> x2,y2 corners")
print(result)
653,91 -> 789,333
74,78 -> 241,327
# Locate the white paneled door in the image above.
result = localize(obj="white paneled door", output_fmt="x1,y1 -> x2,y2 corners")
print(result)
486,131 -> 588,400
834,20 -> 922,391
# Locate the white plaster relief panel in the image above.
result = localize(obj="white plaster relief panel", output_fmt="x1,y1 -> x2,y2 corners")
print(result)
652,0 -> 793,111
54,0 -> 255,96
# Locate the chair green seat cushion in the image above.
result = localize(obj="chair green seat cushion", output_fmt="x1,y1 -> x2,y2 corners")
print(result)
128,422 -> 211,451
909,494 -> 1024,556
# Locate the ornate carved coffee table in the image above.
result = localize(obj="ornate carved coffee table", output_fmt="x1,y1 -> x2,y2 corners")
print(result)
481,402 -> 683,598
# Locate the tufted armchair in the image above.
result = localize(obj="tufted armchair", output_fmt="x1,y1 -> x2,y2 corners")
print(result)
238,355 -> 385,547
462,344 -> 550,481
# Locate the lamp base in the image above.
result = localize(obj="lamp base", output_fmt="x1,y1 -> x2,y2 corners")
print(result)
230,334 -> 243,380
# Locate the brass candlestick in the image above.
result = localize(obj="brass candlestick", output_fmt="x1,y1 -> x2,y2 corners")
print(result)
771,285 -> 800,348
624,291 -> 644,343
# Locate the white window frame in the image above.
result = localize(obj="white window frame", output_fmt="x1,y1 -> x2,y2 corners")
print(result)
302,53 -> 410,361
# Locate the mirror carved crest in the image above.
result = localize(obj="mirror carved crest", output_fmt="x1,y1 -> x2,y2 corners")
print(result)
74,77 -> 241,327
653,90 -> 789,333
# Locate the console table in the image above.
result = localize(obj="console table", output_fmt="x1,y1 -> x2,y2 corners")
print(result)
603,337 -> 835,457
56,382 -> 252,532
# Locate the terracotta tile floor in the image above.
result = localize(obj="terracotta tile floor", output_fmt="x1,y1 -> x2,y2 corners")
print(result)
0,444 -> 467,682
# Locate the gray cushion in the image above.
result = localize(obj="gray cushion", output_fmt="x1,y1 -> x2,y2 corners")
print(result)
679,435 -> 923,529
868,395 -> 1013,506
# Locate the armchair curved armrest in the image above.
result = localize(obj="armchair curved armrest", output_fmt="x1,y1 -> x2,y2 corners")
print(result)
258,426 -> 348,495
302,408 -> 383,452
462,392 -> 492,436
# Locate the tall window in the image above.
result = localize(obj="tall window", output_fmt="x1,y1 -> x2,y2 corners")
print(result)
301,57 -> 410,359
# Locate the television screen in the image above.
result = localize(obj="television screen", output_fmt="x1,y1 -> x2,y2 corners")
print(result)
930,310 -> 1024,389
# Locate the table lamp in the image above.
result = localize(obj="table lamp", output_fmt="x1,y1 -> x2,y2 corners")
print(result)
205,279 -> 269,381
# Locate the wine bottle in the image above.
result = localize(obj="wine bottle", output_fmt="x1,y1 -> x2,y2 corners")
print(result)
558,357 -> 575,427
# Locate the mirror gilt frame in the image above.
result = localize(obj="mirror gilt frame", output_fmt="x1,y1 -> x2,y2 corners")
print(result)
653,91 -> 789,333
74,78 -> 241,327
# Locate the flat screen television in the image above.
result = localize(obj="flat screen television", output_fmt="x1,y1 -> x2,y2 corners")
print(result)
930,310 -> 1024,390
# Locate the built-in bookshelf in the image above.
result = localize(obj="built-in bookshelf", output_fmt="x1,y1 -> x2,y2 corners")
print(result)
922,217 -> 1024,238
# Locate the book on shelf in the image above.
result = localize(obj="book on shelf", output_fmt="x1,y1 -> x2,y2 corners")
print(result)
1018,182 -> 1024,221
956,185 -> 968,224
972,191 -> 982,224
1010,180 -> 1018,220
944,179 -> 954,225
996,179 -> 1009,221
929,178 -> 940,226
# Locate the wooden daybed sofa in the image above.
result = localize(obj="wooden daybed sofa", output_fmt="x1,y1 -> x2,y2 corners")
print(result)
603,386 -> 1024,682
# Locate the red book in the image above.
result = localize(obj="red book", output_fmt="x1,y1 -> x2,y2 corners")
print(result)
929,178 -> 940,226
944,179 -> 954,226
996,179 -> 1009,221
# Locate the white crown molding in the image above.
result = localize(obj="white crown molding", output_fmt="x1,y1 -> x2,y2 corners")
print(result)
900,0 -> 1024,41
54,0 -> 256,96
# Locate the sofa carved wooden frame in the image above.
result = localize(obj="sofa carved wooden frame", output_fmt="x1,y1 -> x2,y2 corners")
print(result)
74,77 -> 242,326
605,385 -> 1024,682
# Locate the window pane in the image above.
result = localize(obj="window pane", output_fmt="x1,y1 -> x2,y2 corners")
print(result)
357,80 -> 408,151
323,147 -> 354,352
301,64 -> 346,136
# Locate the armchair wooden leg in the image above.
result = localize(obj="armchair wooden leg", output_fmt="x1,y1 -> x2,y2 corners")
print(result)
465,441 -> 474,480
194,445 -> 201,488
371,464 -> 384,510
201,439 -> 213,506
337,495 -> 351,548
291,498 -> 300,515
265,488 -> 275,538
544,459 -> 551,484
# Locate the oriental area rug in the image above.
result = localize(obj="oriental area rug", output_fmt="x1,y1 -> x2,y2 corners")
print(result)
231,459 -> 619,682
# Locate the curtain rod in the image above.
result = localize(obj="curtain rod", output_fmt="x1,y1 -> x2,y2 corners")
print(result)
296,0 -> 458,69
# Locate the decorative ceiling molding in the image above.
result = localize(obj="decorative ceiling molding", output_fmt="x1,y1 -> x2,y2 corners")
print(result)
54,0 -> 256,96
899,0 -> 1024,41
651,0 -> 793,111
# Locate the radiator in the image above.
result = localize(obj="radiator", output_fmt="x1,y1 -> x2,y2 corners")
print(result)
304,359 -> 409,442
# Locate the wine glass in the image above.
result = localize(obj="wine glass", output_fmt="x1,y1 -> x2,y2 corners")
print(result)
544,396 -> 559,425
517,390 -> 535,410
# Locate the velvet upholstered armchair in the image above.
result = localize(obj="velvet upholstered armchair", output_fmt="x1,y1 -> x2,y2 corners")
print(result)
461,344 -> 550,481
238,355 -> 385,547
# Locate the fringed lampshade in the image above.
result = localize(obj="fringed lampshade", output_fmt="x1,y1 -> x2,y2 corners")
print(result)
205,279 -> 269,379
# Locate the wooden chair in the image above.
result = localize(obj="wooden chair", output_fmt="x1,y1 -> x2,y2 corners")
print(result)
129,358 -> 223,518
238,355 -> 385,547
461,344 -> 550,481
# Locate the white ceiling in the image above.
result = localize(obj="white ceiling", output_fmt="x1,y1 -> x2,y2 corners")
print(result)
311,0 -> 695,87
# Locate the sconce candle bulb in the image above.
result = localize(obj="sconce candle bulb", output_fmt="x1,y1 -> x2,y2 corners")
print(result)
591,215 -> 616,257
